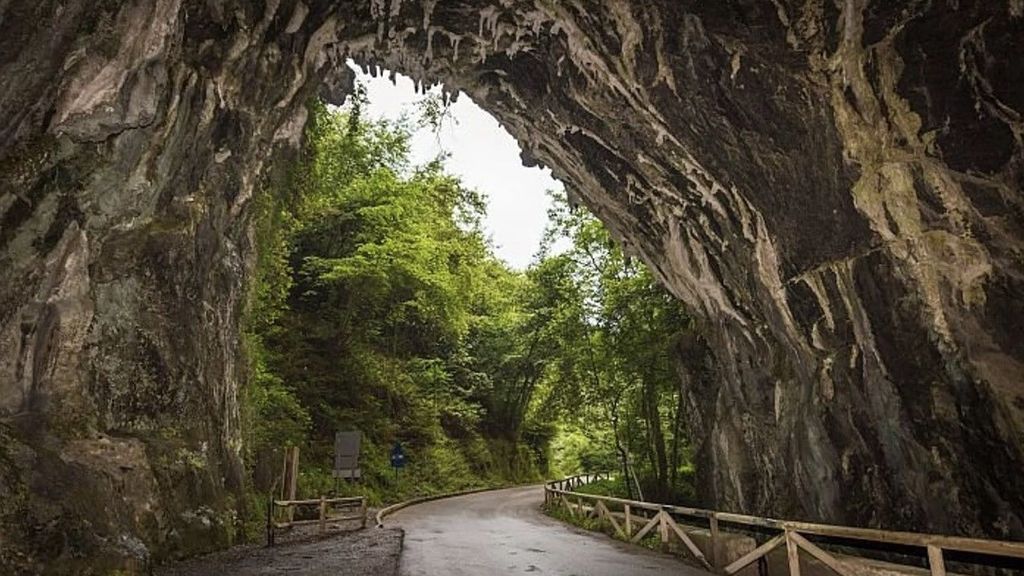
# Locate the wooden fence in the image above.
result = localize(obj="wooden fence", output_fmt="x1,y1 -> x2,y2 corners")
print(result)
547,471 -> 613,493
545,474 -> 1024,576
266,495 -> 367,546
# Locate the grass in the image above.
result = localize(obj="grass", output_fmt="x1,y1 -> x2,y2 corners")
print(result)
571,477 -> 631,499
291,436 -> 542,508
242,435 -> 544,541
543,496 -> 664,552
544,475 -> 705,558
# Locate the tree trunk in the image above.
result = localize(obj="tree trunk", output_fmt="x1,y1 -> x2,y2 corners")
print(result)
643,374 -> 669,501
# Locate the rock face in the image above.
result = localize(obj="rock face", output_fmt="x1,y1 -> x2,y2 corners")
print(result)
1,0 -> 1022,571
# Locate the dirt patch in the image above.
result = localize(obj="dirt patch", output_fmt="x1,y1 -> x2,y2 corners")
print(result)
155,526 -> 403,576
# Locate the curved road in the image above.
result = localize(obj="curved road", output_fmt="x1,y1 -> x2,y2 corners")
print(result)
391,485 -> 710,576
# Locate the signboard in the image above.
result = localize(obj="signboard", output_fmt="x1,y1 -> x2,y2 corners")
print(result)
333,431 -> 362,479
390,443 -> 406,469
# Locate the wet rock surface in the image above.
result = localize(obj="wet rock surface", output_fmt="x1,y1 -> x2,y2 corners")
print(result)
1,0 -> 1022,572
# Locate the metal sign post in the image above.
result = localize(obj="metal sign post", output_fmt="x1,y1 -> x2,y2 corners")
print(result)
390,442 -> 406,481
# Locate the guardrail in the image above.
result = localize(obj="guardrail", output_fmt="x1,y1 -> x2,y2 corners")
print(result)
266,495 -> 367,546
544,475 -> 1024,576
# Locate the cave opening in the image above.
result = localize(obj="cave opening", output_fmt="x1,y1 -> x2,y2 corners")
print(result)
243,58 -> 700,521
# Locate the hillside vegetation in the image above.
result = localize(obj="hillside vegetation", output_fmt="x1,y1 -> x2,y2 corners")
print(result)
241,93 -> 704,519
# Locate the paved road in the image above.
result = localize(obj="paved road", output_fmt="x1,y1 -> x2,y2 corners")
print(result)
392,485 -> 711,576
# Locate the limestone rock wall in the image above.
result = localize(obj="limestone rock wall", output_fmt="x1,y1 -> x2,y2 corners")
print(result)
0,0 -> 1021,572
361,0 -> 1024,540
0,1 -> 333,571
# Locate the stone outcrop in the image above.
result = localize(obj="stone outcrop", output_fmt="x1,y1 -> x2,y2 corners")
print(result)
1,0 -> 1021,572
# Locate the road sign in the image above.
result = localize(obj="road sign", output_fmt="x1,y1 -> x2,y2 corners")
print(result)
333,431 -> 362,479
390,443 -> 406,469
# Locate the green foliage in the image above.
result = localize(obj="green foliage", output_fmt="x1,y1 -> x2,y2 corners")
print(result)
550,426 -> 617,478
531,192 -> 701,504
241,87 -> 706,520
248,357 -> 310,450
571,477 -> 630,499
416,91 -> 458,134
545,501 -> 605,533
241,127 -> 310,478
243,96 -> 550,509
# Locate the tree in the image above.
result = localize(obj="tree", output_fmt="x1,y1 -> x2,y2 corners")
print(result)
243,93 -> 704,509
246,97 -> 550,502
532,192 -> 698,503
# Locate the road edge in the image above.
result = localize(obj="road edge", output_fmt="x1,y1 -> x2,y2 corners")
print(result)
375,483 -> 542,527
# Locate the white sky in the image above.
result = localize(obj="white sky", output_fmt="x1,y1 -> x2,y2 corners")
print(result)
352,64 -> 563,270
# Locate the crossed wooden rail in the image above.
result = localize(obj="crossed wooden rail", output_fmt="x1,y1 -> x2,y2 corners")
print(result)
544,475 -> 1024,576
266,495 -> 367,546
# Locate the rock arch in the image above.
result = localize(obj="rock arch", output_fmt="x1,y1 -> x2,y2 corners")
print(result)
1,0 -> 1022,569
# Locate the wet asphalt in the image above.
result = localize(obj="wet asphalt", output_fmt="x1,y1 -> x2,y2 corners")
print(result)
391,484 -> 712,576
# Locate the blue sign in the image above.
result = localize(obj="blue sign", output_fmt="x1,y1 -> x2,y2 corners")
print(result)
390,443 -> 407,469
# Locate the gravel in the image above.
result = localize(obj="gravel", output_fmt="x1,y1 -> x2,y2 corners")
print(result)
154,525 -> 403,576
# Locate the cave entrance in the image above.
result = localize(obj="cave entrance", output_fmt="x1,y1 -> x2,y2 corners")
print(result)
249,61 -> 697,507
4,3 -> 1023,571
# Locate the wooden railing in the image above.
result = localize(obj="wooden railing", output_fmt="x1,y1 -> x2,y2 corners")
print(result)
266,495 -> 367,546
544,476 -> 1024,576
546,471 -> 613,494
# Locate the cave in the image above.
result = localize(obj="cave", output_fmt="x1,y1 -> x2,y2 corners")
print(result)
1,0 -> 1023,571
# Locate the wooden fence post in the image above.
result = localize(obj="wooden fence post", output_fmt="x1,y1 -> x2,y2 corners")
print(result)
710,513 -> 720,569
280,451 -> 288,498
281,447 -> 300,522
266,497 -> 275,547
624,504 -> 632,538
786,530 -> 801,576
659,509 -> 669,550
927,545 -> 946,576
319,495 -> 327,535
